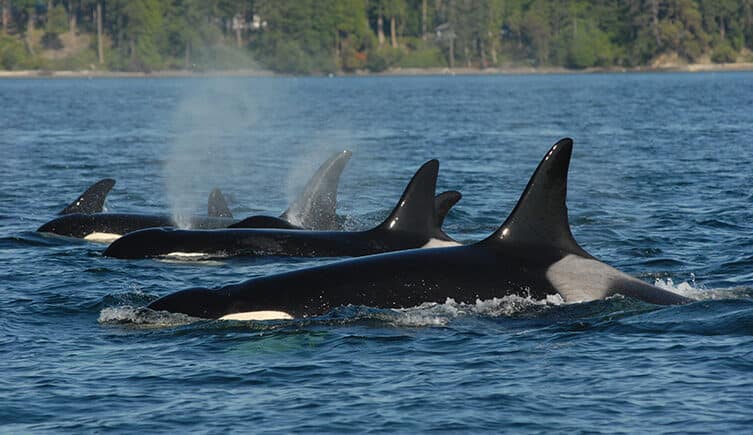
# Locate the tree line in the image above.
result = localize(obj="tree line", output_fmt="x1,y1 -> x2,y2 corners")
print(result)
1,0 -> 753,73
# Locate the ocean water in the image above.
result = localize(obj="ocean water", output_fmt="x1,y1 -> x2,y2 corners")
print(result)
2,72 -> 753,432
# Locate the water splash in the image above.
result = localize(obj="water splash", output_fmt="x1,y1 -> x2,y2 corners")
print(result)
98,305 -> 198,328
165,79 -> 263,228
385,295 -> 564,327
159,252 -> 226,264
654,276 -> 753,300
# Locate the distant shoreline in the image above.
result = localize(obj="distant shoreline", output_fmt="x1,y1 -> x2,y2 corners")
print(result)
2,62 -> 753,79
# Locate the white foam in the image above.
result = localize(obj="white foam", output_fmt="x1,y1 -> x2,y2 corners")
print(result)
219,311 -> 294,321
158,252 -> 225,265
388,295 -> 561,327
83,232 -> 122,243
653,277 -> 729,300
158,257 -> 224,266
421,238 -> 462,249
98,306 -> 197,327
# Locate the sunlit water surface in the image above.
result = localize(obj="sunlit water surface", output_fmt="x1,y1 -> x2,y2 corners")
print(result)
2,73 -> 753,432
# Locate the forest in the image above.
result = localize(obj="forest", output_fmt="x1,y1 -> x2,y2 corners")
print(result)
1,0 -> 753,73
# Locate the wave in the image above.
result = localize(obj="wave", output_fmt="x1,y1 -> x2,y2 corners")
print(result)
383,295 -> 565,327
98,306 -> 198,328
0,232 -> 80,249
654,277 -> 753,300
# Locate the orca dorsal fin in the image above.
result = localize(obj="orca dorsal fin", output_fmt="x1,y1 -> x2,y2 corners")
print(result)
280,150 -> 352,230
478,138 -> 587,255
435,190 -> 461,227
59,178 -> 116,214
208,188 -> 233,218
376,159 -> 442,237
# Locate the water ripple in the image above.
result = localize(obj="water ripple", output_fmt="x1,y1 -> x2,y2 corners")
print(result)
3,73 -> 753,432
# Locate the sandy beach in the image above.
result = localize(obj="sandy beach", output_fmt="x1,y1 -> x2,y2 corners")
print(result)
1,62 -> 753,79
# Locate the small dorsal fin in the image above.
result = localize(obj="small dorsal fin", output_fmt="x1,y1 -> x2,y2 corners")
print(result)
229,215 -> 301,229
478,138 -> 588,255
59,178 -> 116,215
208,188 -> 233,218
376,160 -> 443,238
434,190 -> 461,227
281,150 -> 352,230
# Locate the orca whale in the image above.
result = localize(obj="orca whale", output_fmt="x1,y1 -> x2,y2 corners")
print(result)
103,160 -> 460,259
37,184 -> 237,242
37,150 -> 353,241
146,138 -> 691,320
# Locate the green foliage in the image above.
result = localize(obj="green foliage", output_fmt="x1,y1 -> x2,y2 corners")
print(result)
1,0 -> 752,73
340,42 -> 367,71
521,0 -> 552,65
566,19 -> 615,69
366,46 -> 403,71
0,35 -> 31,69
192,44 -> 257,70
365,51 -> 388,72
46,5 -> 68,35
46,47 -> 99,70
40,33 -> 63,50
266,39 -> 314,74
711,42 -> 738,63
398,47 -> 444,68
120,0 -> 166,71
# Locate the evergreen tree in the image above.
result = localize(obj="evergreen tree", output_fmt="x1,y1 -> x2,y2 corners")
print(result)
2,0 -> 753,72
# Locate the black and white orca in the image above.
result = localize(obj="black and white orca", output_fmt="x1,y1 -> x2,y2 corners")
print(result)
37,185 -> 236,242
103,160 -> 460,259
146,138 -> 691,321
37,150 -> 353,241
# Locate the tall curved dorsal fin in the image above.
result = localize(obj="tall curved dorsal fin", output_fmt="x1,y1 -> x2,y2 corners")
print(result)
478,138 -> 588,255
208,188 -> 233,218
59,178 -> 116,215
376,160 -> 445,239
281,150 -> 352,230
434,190 -> 461,227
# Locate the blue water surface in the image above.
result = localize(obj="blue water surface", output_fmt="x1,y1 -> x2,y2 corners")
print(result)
1,72 -> 753,432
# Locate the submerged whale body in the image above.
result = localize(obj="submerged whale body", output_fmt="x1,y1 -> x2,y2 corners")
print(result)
103,160 -> 461,259
147,138 -> 691,320
37,150 -> 353,240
